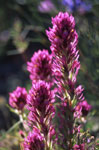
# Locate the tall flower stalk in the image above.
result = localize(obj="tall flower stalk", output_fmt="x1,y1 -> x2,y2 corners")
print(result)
26,81 -> 55,150
46,12 -> 92,149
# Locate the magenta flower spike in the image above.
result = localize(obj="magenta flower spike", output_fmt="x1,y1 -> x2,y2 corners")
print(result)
46,12 -> 80,95
9,86 -> 27,110
46,12 -> 93,149
27,80 -> 56,149
27,49 -> 53,83
46,12 -> 78,54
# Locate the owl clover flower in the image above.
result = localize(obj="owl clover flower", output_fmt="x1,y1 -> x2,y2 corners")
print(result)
27,49 -> 53,83
46,12 -> 80,96
26,80 -> 56,149
9,86 -> 27,110
27,80 -> 55,119
46,12 -> 92,149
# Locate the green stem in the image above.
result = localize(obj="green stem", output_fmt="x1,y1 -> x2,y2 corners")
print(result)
6,120 -> 21,134
0,120 -> 21,141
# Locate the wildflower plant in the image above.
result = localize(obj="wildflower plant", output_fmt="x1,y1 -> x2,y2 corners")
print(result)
7,12 -> 97,150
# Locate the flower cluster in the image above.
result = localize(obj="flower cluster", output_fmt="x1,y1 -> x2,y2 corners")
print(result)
46,12 -> 80,106
27,49 -> 53,83
46,12 -> 78,54
27,81 -> 55,125
9,86 -> 27,110
9,12 -> 95,150
46,12 -> 80,88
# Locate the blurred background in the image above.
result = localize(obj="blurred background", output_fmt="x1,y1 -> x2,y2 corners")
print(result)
0,0 -> 99,148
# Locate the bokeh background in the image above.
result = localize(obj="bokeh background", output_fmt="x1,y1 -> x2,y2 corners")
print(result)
0,0 -> 99,148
